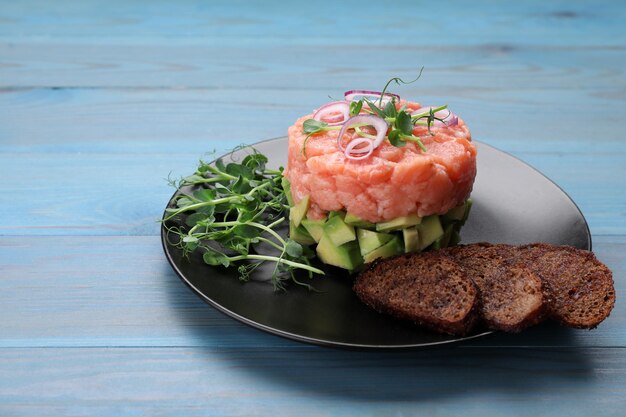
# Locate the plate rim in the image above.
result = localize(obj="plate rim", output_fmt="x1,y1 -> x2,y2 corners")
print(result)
160,137 -> 591,349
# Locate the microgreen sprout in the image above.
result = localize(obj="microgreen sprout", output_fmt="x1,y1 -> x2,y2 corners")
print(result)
378,67 -> 424,106
300,73 -> 452,156
301,119 -> 342,156
163,148 -> 324,291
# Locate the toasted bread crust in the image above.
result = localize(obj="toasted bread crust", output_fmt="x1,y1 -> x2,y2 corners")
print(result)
442,244 -> 545,332
353,242 -> 614,335
354,253 -> 479,336
517,243 -> 615,328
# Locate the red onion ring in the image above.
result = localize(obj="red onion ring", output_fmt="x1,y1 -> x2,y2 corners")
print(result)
344,90 -> 400,105
411,106 -> 459,127
313,101 -> 350,126
337,114 -> 388,155
344,137 -> 374,160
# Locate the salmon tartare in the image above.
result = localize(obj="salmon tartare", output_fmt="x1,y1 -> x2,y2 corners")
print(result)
283,88 -> 476,270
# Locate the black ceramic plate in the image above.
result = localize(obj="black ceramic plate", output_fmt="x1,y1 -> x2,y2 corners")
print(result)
161,138 -> 591,348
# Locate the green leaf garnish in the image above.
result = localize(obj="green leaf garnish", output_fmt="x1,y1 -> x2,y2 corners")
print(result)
363,98 -> 386,118
387,130 -> 404,147
285,239 -> 303,257
163,148 -> 324,291
349,100 -> 363,116
301,118 -> 343,157
203,249 -> 230,268
395,110 -> 413,135
301,72 -> 438,156
303,119 -> 329,134
383,98 -> 398,118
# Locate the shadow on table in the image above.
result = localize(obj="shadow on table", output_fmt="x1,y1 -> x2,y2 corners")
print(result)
164,265 -> 594,402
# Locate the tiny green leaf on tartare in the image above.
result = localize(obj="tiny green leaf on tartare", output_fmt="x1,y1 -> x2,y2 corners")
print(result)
301,73 -> 455,157
303,119 -> 329,134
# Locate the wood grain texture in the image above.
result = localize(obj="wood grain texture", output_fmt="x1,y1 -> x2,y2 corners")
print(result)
0,151 -> 623,236
1,0 -> 625,415
1,347 -> 625,417
0,0 -> 624,45
1,88 -> 625,154
2,43 -> 626,89
0,235 -> 623,349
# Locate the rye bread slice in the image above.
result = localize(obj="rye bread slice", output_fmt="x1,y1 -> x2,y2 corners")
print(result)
517,243 -> 615,328
354,253 -> 479,336
442,243 -> 545,332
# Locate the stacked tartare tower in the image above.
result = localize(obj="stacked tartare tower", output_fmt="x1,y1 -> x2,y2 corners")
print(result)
283,90 -> 477,271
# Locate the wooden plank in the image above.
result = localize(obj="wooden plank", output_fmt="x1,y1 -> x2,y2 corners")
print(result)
1,88 -> 625,155
0,151 -> 623,235
1,0 -> 625,46
0,346 -> 625,416
0,0 -> 623,415
1,42 -> 625,89
0,235 -> 623,349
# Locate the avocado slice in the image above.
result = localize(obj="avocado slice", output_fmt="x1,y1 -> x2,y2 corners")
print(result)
316,231 -> 363,271
441,199 -> 473,226
289,195 -> 310,228
376,213 -> 422,232
328,211 -> 343,219
460,198 -> 472,226
442,203 -> 466,222
324,214 -> 356,246
300,217 -> 326,243
417,215 -> 444,250
289,221 -> 316,245
363,236 -> 403,263
403,227 -> 420,253
281,177 -> 294,207
449,228 -> 462,246
357,229 -> 394,256
431,223 -> 454,250
344,212 -> 375,229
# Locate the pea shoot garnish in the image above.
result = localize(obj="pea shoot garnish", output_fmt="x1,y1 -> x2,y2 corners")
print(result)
300,73 -> 459,159
163,148 -> 324,291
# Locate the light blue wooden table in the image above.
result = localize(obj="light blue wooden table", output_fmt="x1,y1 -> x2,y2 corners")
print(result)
1,1 -> 625,415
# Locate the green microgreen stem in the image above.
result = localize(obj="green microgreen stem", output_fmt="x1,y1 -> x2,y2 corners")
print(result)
354,126 -> 377,140
256,236 -> 286,252
400,134 -> 427,152
164,197 -> 241,221
164,148 -> 324,290
302,124 -> 342,157
248,221 -> 287,245
378,68 -> 424,106
165,182 -> 274,222
203,165 -> 238,180
411,105 -> 448,120
227,254 -> 324,275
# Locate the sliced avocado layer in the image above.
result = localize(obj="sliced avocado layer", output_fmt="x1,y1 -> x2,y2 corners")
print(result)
289,221 -> 316,246
324,214 -> 356,246
376,213 -> 422,232
357,229 -> 394,256
287,197 -> 472,271
316,232 -> 362,271
403,227 -> 420,253
363,236 -> 403,263
441,199 -> 473,226
344,212 -> 375,229
289,195 -> 310,228
281,177 -> 294,206
417,215 -> 444,250
431,223 -> 454,250
301,217 -> 326,243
